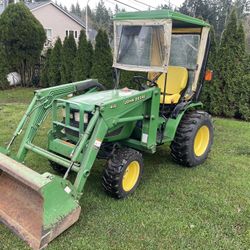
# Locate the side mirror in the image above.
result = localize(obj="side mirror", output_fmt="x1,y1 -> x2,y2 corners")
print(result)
204,70 -> 213,81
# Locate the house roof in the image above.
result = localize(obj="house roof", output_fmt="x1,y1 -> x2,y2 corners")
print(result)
26,1 -> 51,11
113,10 -> 210,27
0,1 -> 85,28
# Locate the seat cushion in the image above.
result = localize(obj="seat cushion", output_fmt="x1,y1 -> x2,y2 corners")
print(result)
160,93 -> 181,104
149,66 -> 188,104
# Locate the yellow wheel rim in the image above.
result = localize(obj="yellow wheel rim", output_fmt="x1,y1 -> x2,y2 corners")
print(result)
194,125 -> 210,157
122,161 -> 140,192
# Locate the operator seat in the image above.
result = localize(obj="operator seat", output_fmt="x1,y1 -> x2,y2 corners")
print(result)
149,66 -> 188,104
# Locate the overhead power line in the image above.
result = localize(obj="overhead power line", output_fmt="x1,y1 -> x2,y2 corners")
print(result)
131,0 -> 156,10
112,0 -> 142,11
106,0 -> 117,6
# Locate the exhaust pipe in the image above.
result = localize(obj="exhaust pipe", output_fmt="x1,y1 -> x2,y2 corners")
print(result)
0,153 -> 81,250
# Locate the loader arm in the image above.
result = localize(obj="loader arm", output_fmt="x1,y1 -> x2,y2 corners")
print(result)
0,79 -> 111,249
3,79 -> 99,161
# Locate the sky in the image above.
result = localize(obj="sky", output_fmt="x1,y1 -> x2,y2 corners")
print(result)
53,0 -> 185,12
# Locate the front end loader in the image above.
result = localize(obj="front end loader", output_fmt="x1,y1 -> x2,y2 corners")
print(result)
0,10 -> 214,249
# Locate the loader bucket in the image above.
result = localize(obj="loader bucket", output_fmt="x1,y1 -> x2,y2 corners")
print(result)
0,153 -> 81,250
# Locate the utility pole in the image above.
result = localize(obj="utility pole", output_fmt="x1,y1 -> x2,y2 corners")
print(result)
86,0 -> 91,41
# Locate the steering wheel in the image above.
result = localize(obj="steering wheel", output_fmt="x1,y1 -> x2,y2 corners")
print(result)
132,76 -> 158,90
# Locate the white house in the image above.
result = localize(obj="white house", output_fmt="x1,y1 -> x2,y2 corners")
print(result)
0,1 -> 86,46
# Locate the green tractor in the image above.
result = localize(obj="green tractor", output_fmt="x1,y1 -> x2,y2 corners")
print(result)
0,10 -> 214,250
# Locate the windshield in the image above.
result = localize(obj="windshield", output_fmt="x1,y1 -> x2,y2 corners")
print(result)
116,25 -> 166,69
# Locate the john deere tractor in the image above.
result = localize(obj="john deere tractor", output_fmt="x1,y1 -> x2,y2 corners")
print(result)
0,10 -> 213,249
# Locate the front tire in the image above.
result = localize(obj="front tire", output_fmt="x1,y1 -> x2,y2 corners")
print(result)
170,110 -> 214,167
102,148 -> 143,199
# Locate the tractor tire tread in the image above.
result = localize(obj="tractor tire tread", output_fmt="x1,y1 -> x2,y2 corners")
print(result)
102,148 -> 143,199
170,110 -> 214,167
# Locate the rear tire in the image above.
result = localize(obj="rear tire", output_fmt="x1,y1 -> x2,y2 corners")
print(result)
170,110 -> 214,167
102,148 -> 143,199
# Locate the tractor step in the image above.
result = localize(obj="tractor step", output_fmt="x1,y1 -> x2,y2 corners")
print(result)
0,153 -> 81,250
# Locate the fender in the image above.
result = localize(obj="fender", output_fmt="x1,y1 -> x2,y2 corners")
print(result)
164,102 -> 203,142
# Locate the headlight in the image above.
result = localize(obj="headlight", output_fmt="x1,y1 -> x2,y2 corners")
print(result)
84,113 -> 88,123
74,112 -> 80,122
62,109 -> 73,119
74,112 -> 88,123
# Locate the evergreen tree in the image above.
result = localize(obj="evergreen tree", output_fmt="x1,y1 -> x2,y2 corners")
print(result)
70,4 -> 76,14
119,70 -> 147,89
94,0 -> 113,37
75,2 -> 81,18
82,5 -> 95,29
41,48 -> 52,88
200,27 -> 223,115
115,4 -> 120,14
239,72 -> 250,121
81,2 -> 115,40
74,31 -> 89,81
91,30 -> 113,88
70,3 -> 81,18
180,0 -> 216,20
107,7 -> 114,40
61,34 -> 77,83
237,20 -> 246,51
216,9 -> 247,118
216,0 -> 233,36
235,0 -> 248,18
49,37 -> 62,86
120,70 -> 135,89
179,0 -> 233,37
86,41 -> 94,78
237,22 -> 250,120
244,15 -> 250,52
0,3 -> 46,86
95,0 -> 110,28
0,45 -> 9,90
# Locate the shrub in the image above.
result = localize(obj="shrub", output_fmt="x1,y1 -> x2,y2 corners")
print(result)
0,3 -> 46,86
61,34 -> 77,84
49,38 -> 63,86
91,30 -> 113,88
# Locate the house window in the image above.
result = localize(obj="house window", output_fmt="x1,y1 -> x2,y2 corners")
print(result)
45,29 -> 52,40
66,30 -> 78,39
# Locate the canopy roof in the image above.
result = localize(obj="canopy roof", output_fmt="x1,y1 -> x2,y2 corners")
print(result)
113,10 -> 210,27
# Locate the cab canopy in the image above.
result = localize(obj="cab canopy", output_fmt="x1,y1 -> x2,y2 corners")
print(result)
113,10 -> 210,73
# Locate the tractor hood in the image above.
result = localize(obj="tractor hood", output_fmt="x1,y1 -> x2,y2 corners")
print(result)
69,89 -> 140,109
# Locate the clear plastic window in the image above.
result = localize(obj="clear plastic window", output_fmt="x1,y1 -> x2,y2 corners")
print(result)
169,35 -> 200,70
116,25 -> 165,67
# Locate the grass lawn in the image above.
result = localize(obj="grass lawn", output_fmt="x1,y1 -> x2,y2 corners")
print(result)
0,88 -> 250,250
